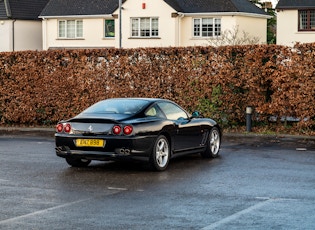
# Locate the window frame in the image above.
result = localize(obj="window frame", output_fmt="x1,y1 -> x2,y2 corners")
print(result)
58,19 -> 83,39
130,17 -> 159,38
298,9 -> 315,31
193,18 -> 221,38
104,19 -> 115,38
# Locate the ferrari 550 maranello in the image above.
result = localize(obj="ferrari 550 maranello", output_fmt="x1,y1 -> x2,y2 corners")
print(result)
55,98 -> 221,171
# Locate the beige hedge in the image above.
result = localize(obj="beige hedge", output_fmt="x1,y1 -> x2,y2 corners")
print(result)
0,44 -> 314,133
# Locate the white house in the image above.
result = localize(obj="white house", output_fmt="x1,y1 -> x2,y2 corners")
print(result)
0,0 -> 49,52
39,0 -> 271,50
276,0 -> 315,46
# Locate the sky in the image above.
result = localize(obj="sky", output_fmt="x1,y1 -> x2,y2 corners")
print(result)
265,0 -> 279,8
271,0 -> 279,8
257,0 -> 279,8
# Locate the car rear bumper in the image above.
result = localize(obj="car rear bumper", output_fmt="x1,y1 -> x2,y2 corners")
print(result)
55,134 -> 155,162
55,146 -> 150,162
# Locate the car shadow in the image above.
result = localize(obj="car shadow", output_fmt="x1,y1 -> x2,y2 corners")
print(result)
55,153 -> 223,193
64,152 -> 222,173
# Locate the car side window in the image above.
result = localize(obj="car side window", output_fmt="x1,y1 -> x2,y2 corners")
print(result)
145,105 -> 165,119
157,102 -> 188,120
145,107 -> 157,116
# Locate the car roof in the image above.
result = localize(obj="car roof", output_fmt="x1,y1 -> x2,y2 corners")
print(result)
105,98 -> 171,103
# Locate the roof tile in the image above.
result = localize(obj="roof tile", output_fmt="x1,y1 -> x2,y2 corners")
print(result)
0,0 -> 49,20
276,0 -> 315,9
40,0 -> 267,17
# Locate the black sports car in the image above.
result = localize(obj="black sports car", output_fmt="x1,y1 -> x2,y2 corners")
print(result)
55,98 -> 221,171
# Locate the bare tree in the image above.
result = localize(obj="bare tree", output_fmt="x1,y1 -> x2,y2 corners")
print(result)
207,26 -> 261,46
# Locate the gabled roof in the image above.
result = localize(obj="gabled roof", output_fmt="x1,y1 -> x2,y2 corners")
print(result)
276,0 -> 315,9
40,0 -> 268,17
0,0 -> 49,20
164,0 -> 267,15
40,0 -> 127,17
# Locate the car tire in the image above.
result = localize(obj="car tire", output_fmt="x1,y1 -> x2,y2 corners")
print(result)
149,135 -> 170,171
65,157 -> 91,167
201,127 -> 221,158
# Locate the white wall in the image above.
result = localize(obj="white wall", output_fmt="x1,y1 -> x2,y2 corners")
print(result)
42,17 -> 116,50
277,10 -> 315,46
0,20 -> 13,52
179,15 -> 267,47
235,15 -> 267,44
41,0 -> 268,50
115,0 -> 177,48
43,0 -> 178,49
14,20 -> 43,51
0,20 -> 43,52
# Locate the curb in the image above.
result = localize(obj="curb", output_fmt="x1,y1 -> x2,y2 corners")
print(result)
223,132 -> 315,141
0,127 -> 314,141
0,127 -> 314,150
0,127 -> 55,137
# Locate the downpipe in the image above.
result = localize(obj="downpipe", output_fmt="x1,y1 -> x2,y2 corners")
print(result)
12,19 -> 16,51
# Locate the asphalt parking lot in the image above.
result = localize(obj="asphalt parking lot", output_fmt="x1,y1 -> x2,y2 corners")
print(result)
0,130 -> 314,229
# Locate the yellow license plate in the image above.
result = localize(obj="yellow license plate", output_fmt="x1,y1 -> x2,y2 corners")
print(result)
75,139 -> 105,147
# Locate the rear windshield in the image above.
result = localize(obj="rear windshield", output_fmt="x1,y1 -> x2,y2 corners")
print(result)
81,99 -> 149,115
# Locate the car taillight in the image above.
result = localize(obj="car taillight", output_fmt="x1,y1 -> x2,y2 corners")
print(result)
64,123 -> 71,133
112,125 -> 133,135
56,123 -> 64,133
112,125 -> 122,135
123,125 -> 133,135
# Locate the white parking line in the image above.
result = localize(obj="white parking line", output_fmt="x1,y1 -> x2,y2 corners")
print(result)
107,186 -> 128,191
0,187 -> 133,225
200,198 -> 275,230
0,198 -> 92,225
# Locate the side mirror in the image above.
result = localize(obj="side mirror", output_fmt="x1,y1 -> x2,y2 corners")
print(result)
191,111 -> 200,118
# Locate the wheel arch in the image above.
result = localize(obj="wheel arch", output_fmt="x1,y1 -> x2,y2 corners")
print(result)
214,124 -> 222,138
157,131 -> 173,156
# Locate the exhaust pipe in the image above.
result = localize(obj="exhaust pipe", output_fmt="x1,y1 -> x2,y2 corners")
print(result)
119,148 -> 131,155
124,149 -> 130,154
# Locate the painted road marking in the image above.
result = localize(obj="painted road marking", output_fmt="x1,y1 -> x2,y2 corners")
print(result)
0,198 -> 93,225
201,198 -> 295,230
0,186 -> 137,225
107,186 -> 128,191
